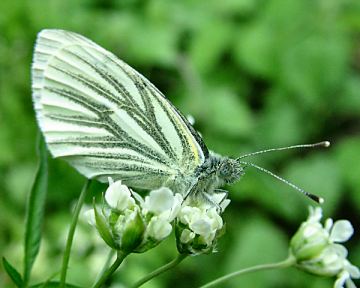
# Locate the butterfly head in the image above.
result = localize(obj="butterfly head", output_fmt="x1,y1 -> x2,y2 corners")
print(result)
217,158 -> 245,184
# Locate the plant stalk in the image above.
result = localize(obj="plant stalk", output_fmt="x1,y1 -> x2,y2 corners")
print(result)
131,253 -> 188,288
60,179 -> 91,287
199,255 -> 295,288
93,251 -> 127,288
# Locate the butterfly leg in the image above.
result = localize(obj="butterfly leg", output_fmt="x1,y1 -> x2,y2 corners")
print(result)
213,189 -> 229,212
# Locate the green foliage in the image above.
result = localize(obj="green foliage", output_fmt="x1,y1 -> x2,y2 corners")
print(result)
24,136 -> 48,285
93,203 -> 116,249
2,258 -> 23,287
0,0 -> 359,287
30,281 -> 81,288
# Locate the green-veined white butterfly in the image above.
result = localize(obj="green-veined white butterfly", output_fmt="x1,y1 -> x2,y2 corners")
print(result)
32,29 -> 327,204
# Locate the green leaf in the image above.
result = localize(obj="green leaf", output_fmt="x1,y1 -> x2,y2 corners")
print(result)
30,281 -> 81,288
2,257 -> 23,287
23,135 -> 48,284
93,202 -> 116,249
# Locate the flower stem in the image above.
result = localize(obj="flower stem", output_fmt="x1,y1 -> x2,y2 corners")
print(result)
94,249 -> 116,283
93,251 -> 127,288
131,253 -> 188,288
60,179 -> 91,288
199,255 -> 295,288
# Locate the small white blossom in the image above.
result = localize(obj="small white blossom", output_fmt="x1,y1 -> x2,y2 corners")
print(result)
84,209 -> 96,226
141,189 -> 183,242
335,263 -> 360,288
180,229 -> 196,244
290,206 -> 359,287
115,208 -> 141,235
105,180 -> 135,211
142,188 -> 183,222
147,216 -> 172,240
143,187 -> 176,214
176,198 -> 227,254
167,193 -> 183,221
330,220 -> 354,243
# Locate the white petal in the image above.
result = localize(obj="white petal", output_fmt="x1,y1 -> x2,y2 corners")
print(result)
190,219 -> 212,236
202,231 -> 216,246
325,218 -> 334,232
132,191 -> 144,205
328,244 -> 349,259
178,206 -> 200,225
147,217 -> 172,240
330,220 -> 354,243
344,261 -> 360,278
335,271 -> 349,288
180,229 -> 195,244
144,187 -> 174,214
308,206 -> 323,223
84,209 -> 96,226
303,223 -> 323,238
105,181 -> 133,210
207,208 -> 223,230
107,177 -> 115,185
168,193 -> 183,221
345,278 -> 357,288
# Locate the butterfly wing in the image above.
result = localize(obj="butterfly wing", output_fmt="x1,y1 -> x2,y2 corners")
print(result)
32,29 -> 208,190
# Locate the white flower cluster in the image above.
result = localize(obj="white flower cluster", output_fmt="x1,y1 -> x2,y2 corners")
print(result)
290,207 -> 359,288
85,180 -> 229,255
176,193 -> 230,255
85,179 -> 182,254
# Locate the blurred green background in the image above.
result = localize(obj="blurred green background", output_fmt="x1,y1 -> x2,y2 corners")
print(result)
1,0 -> 359,287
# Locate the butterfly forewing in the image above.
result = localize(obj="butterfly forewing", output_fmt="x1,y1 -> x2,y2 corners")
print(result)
32,29 -> 208,190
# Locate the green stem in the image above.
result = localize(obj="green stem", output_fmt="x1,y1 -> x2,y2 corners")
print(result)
60,179 -> 91,287
94,249 -> 116,283
93,251 -> 127,288
199,255 -> 295,288
131,253 -> 188,288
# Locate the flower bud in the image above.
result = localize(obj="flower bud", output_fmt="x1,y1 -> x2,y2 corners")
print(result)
290,206 -> 359,287
146,216 -> 173,241
93,204 -> 116,249
115,208 -> 146,253
290,220 -> 329,261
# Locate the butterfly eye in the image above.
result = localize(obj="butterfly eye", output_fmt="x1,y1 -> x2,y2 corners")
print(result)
218,159 -> 242,184
219,162 -> 230,178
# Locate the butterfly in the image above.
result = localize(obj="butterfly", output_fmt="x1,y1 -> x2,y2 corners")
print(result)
32,29 -> 326,204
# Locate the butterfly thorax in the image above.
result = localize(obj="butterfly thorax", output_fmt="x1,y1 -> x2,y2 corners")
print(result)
190,153 -> 245,196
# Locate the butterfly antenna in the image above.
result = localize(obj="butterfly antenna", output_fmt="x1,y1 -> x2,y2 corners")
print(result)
237,160 -> 324,204
237,141 -> 330,160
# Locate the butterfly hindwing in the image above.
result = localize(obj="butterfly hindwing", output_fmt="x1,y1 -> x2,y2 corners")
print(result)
32,29 -> 208,190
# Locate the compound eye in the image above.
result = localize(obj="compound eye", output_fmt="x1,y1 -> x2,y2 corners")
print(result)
219,163 -> 230,178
